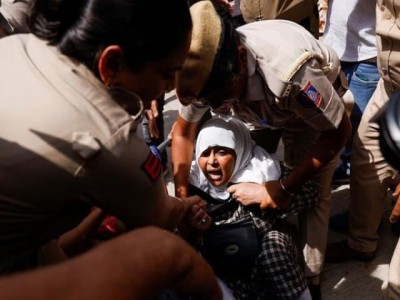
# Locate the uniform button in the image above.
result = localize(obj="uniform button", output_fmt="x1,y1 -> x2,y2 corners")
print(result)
385,13 -> 392,19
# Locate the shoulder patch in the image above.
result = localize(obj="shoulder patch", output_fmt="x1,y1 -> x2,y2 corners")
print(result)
141,151 -> 161,182
296,81 -> 321,108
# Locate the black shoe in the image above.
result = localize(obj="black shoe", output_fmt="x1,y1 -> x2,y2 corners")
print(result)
329,212 -> 349,233
325,240 -> 376,263
331,164 -> 350,185
308,283 -> 322,300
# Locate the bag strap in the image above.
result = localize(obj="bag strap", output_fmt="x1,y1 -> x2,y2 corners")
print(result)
188,184 -> 238,217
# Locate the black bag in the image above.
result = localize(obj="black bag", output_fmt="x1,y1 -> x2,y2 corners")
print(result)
188,184 -> 260,272
199,216 -> 260,273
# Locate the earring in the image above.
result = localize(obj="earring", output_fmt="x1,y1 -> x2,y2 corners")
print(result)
107,86 -> 144,122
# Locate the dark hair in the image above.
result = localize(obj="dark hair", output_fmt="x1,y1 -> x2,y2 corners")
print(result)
29,0 -> 192,75
199,4 -> 240,98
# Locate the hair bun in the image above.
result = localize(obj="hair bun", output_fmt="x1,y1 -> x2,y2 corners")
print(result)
30,0 -> 86,43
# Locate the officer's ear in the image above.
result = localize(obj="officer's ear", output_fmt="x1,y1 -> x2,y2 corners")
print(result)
237,44 -> 247,75
97,45 -> 124,86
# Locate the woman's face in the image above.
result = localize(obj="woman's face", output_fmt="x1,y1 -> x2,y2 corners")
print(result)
117,33 -> 191,108
198,146 -> 236,187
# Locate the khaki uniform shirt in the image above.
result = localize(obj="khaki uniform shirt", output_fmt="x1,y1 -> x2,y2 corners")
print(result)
240,0 -> 318,37
180,20 -> 345,132
376,0 -> 400,90
0,34 -> 165,272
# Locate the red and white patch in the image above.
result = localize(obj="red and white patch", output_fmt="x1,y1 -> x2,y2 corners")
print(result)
302,81 -> 322,107
141,152 -> 161,182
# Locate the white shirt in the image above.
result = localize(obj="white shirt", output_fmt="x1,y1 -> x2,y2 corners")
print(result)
323,0 -> 377,62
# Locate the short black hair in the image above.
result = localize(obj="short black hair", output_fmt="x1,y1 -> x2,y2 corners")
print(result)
30,0 -> 192,75
199,4 -> 240,98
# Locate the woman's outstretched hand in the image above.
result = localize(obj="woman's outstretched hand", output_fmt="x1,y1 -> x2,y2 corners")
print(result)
184,197 -> 212,232
178,196 -> 212,246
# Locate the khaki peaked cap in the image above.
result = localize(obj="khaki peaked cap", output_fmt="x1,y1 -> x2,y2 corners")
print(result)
176,0 -> 222,97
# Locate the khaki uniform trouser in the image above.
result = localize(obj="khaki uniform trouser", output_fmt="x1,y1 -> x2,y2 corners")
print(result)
251,124 -> 338,277
350,78 -> 400,299
240,0 -> 319,38
382,237 -> 400,299
283,125 -> 338,277
348,79 -> 397,253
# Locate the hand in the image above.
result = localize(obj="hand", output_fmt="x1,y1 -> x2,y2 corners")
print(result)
186,201 -> 212,232
145,100 -> 160,139
178,196 -> 212,246
391,182 -> 400,223
227,182 -> 270,206
181,196 -> 212,231
227,181 -> 290,209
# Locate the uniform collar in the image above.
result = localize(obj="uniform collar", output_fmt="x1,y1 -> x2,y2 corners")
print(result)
241,50 -> 267,102
26,35 -> 133,131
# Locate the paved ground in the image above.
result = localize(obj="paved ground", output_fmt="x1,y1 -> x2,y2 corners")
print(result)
322,184 -> 397,299
142,91 -> 399,300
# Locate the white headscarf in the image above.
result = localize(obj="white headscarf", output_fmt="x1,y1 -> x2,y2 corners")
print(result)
189,116 -> 281,199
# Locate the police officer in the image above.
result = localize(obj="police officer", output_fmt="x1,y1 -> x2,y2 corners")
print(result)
0,0 -> 211,274
171,2 -> 351,298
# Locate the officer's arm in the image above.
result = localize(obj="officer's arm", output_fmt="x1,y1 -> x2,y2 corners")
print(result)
282,111 -> 351,192
171,114 -> 200,198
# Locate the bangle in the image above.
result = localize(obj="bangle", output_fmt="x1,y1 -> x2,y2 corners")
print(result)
279,178 -> 295,197
172,196 -> 187,222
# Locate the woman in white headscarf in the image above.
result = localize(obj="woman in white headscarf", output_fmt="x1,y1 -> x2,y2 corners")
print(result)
189,115 -> 317,300
190,115 -> 280,200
